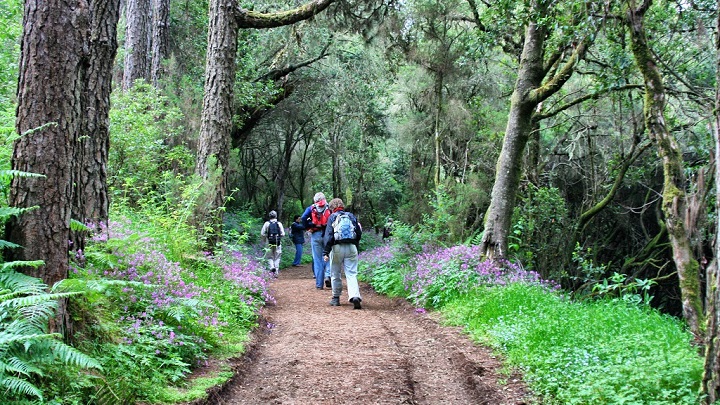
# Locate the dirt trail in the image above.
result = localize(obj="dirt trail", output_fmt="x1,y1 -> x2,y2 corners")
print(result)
211,264 -> 532,404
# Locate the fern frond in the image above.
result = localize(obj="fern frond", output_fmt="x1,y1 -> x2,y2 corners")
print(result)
0,169 -> 45,184
0,206 -> 33,223
0,260 -> 45,272
84,251 -> 117,269
0,331 -> 58,347
0,271 -> 47,296
0,239 -> 21,250
5,292 -> 82,310
0,375 -> 43,399
93,379 -> 126,405
0,356 -> 43,378
49,340 -> 102,370
70,218 -> 91,232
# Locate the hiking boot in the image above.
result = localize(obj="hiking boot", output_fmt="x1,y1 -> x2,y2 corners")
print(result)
350,297 -> 362,310
329,296 -> 340,306
324,277 -> 331,288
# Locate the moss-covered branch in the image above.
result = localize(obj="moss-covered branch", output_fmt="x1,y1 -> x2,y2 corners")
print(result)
530,39 -> 589,104
235,0 -> 337,29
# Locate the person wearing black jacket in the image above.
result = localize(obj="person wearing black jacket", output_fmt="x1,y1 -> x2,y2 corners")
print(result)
322,198 -> 363,309
290,215 -> 305,266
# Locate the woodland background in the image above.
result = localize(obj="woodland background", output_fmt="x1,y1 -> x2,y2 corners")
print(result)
0,0 -> 719,403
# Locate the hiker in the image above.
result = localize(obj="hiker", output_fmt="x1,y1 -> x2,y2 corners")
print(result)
260,210 -> 285,277
290,214 -> 305,266
323,198 -> 363,309
300,192 -> 331,289
382,217 -> 394,241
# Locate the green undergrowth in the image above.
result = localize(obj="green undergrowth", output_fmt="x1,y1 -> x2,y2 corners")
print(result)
441,284 -> 702,404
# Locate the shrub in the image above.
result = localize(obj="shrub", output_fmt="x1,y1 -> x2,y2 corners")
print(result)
404,244 -> 559,309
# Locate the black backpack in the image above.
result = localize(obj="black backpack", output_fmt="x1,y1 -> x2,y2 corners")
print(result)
267,221 -> 281,245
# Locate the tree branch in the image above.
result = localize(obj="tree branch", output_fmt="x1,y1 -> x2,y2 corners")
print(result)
256,38 -> 332,82
534,84 -> 644,121
530,39 -> 589,104
235,0 -> 337,29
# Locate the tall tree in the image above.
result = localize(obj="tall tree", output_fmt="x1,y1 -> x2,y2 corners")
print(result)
73,0 -> 122,237
704,0 -> 720,392
480,0 -> 591,260
7,0 -> 90,333
701,1 -> 720,398
195,0 -> 336,243
626,0 -> 702,336
150,0 -> 169,87
123,0 -> 151,90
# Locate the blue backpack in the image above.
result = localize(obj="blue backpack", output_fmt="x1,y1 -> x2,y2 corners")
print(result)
331,212 -> 356,242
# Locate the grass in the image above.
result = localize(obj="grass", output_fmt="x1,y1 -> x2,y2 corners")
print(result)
441,283 -> 703,404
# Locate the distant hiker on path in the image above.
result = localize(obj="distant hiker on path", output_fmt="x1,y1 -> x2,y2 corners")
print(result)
301,192 -> 331,289
261,210 -> 285,277
383,217 -> 394,241
290,215 -> 305,266
323,198 -> 363,309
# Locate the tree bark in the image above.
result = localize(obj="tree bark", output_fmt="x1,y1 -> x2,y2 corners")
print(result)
195,0 -> 338,245
8,0 -> 90,334
122,0 -> 150,90
480,4 -> 588,260
627,0 -> 702,337
195,0 -> 240,245
433,71 -> 443,189
481,18 -> 546,260
150,0 -> 169,87
73,0 -> 121,242
700,0 -> 720,400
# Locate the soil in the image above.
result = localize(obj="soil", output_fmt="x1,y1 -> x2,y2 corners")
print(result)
206,264 -> 534,405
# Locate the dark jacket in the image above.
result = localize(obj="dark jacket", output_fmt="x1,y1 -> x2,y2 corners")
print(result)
290,221 -> 305,245
323,209 -> 362,255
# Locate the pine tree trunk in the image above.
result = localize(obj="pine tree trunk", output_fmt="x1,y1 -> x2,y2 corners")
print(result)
123,0 -> 150,90
73,0 -> 121,242
9,0 -> 90,334
195,0 -> 239,244
150,0 -> 169,87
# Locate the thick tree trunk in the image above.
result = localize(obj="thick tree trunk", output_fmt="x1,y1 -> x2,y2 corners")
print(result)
481,21 -> 545,260
150,0 -> 169,87
196,0 -> 239,244
700,0 -> 720,400
627,0 -> 702,337
9,0 -> 90,334
123,0 -> 150,90
73,0 -> 121,242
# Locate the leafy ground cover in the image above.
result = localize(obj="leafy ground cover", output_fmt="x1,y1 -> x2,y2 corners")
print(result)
358,240 -> 703,404
0,211 -> 280,404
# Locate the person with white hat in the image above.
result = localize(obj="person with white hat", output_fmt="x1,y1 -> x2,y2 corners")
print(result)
300,192 -> 331,289
260,210 -> 285,277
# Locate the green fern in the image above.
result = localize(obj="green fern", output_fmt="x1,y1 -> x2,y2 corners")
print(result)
0,267 -> 101,401
70,218 -> 91,232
